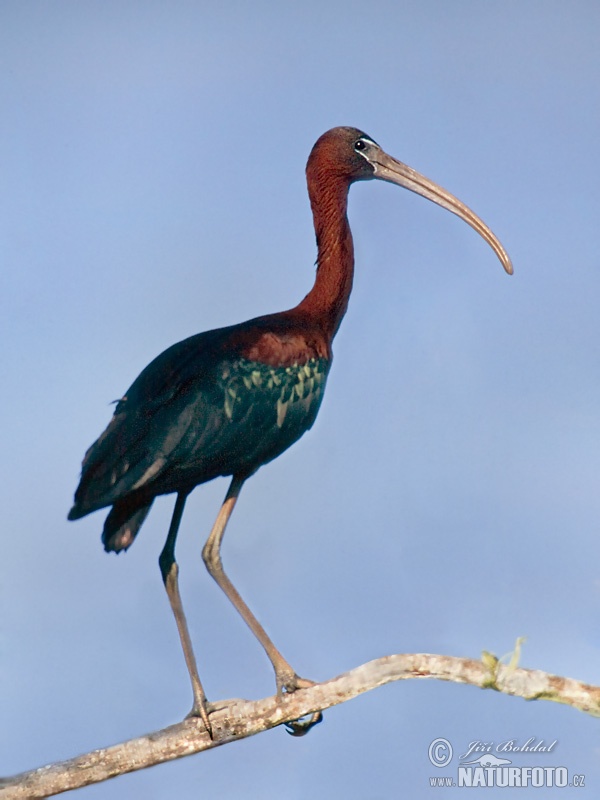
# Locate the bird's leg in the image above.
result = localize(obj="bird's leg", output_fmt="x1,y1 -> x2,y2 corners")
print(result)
202,476 -> 313,695
159,492 -> 212,736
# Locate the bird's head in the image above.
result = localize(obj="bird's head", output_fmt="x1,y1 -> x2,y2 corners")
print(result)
307,126 -> 513,275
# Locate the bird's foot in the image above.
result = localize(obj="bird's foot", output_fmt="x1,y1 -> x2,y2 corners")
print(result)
285,711 -> 324,736
276,671 -> 324,736
276,670 -> 316,694
186,696 -> 213,739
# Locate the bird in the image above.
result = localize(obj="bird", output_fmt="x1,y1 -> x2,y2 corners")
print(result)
69,126 -> 512,735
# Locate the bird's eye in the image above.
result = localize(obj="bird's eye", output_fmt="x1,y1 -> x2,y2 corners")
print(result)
354,139 -> 367,152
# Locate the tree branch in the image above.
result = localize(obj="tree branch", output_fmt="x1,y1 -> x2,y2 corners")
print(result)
2,652 -> 599,799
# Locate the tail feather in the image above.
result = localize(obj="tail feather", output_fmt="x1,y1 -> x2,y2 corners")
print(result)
102,497 -> 154,553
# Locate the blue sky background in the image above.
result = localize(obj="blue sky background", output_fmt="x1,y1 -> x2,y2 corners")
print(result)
2,2 -> 600,797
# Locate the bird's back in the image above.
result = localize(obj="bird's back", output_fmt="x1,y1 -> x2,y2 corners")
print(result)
69,314 -> 331,548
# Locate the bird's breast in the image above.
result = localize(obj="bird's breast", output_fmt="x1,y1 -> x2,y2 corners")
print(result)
240,328 -> 330,366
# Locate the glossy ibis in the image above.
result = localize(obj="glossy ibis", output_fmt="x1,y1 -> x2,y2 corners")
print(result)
69,126 -> 512,735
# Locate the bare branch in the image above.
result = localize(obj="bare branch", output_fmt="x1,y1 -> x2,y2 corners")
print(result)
2,652 -> 599,799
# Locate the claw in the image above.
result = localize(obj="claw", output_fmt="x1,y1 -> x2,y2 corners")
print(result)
285,711 -> 323,736
275,671 -> 323,736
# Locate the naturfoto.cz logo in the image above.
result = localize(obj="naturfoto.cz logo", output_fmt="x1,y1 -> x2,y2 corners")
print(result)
427,737 -> 585,789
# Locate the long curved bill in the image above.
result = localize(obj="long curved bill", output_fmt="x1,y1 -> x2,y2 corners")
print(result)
372,150 -> 513,275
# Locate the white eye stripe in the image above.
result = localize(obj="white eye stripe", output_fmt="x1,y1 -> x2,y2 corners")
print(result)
355,136 -> 378,153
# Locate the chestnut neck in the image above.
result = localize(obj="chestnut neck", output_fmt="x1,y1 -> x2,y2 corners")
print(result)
294,168 -> 354,342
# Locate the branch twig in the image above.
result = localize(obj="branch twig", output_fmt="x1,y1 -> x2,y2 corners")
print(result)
2,652 -> 599,799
